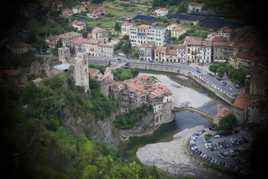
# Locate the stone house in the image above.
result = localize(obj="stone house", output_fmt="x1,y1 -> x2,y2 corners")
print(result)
91,27 -> 110,44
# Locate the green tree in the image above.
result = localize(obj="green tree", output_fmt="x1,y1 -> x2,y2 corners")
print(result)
114,22 -> 121,32
218,114 -> 238,131
82,165 -> 98,179
216,66 -> 226,77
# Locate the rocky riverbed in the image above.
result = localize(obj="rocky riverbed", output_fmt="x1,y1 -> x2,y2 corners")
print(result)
136,125 -> 233,179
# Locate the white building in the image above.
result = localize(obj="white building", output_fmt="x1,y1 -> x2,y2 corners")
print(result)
176,44 -> 187,63
121,21 -> 134,36
73,53 -> 89,93
184,36 -> 212,64
70,37 -> 114,58
138,43 -> 155,61
154,44 -> 186,63
207,26 -> 233,41
154,8 -> 169,17
128,24 -> 169,46
72,20 -> 86,31
187,2 -> 204,14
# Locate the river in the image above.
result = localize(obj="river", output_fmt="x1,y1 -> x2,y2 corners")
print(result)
120,72 -> 229,159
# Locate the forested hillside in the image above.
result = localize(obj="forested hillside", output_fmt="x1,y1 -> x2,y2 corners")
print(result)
1,73 -> 175,179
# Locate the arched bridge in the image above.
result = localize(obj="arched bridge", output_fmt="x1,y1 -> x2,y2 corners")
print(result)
172,107 -> 215,122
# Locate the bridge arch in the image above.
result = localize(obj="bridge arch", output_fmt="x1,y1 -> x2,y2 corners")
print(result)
172,107 -> 214,123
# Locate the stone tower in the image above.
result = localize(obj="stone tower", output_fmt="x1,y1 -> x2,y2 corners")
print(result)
58,47 -> 71,64
73,52 -> 89,93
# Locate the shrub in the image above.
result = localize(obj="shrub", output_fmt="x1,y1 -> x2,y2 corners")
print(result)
217,114 -> 238,131
112,68 -> 139,81
113,105 -> 153,129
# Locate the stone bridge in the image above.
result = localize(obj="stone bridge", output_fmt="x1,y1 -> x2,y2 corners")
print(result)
172,107 -> 215,122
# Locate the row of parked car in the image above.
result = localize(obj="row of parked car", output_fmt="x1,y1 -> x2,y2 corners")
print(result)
190,70 -> 238,99
189,130 -> 242,172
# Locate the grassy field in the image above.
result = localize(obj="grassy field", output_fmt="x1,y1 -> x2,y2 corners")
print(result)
86,0 -> 152,30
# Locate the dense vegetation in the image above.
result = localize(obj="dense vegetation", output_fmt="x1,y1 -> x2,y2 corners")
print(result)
1,73 -> 176,179
113,105 -> 153,129
22,74 -> 118,122
217,114 -> 238,131
172,26 -> 209,43
112,68 -> 139,81
209,63 -> 247,85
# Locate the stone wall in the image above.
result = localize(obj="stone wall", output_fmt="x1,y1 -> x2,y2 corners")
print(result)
128,62 -> 179,73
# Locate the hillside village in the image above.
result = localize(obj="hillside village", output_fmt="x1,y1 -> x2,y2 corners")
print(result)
2,0 -> 268,179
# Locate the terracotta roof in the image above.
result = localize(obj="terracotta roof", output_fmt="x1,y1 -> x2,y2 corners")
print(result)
155,46 -> 167,53
166,49 -> 177,56
184,36 -> 203,46
233,89 -> 251,110
58,32 -> 82,40
137,24 -> 150,30
92,27 -> 107,33
71,37 -> 90,45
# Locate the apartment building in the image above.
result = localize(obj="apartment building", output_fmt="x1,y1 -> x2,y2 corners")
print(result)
126,24 -> 169,46
121,21 -> 134,36
138,43 -> 155,61
212,38 -> 235,63
184,36 -> 212,64
177,44 -> 187,63
69,36 -> 114,58
154,44 -> 186,63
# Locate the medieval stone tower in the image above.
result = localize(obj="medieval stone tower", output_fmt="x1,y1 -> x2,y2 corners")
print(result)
73,52 -> 89,93
58,47 -> 71,64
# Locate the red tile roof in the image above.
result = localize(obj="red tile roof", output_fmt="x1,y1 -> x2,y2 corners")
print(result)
233,89 -> 251,110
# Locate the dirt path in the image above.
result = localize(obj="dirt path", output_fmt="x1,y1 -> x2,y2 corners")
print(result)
136,125 -> 233,179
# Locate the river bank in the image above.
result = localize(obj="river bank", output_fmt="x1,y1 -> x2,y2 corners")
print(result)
136,126 -> 233,179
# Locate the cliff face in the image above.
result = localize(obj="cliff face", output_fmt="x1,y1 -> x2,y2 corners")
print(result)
61,103 -> 121,148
